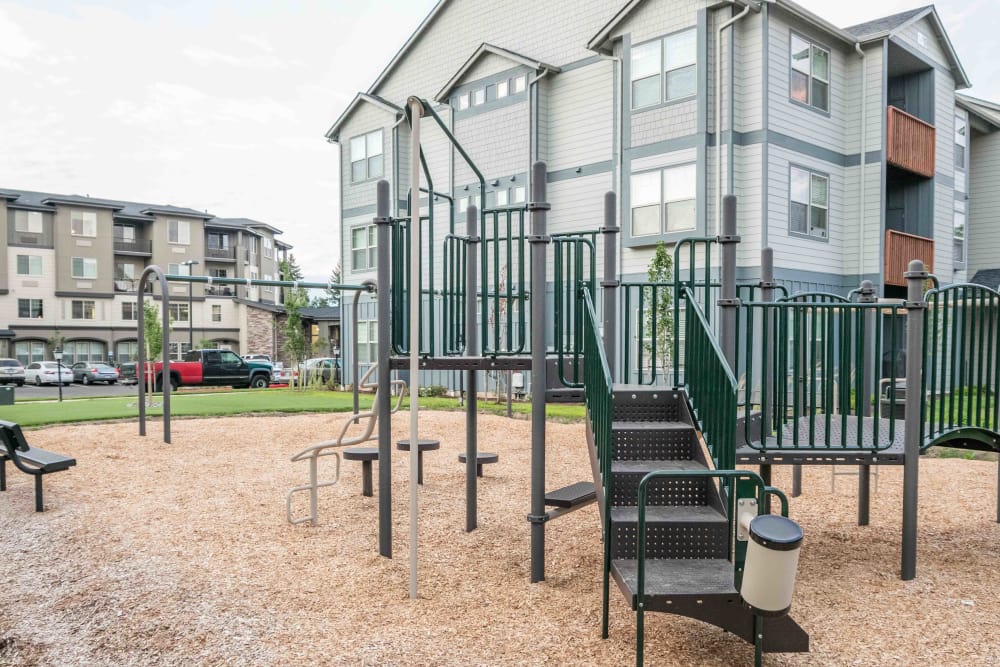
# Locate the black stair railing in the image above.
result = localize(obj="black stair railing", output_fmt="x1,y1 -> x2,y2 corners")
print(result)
553,232 -> 597,386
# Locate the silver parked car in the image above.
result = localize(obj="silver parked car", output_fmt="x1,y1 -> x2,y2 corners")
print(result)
0,358 -> 25,386
24,361 -> 74,386
71,362 -> 120,385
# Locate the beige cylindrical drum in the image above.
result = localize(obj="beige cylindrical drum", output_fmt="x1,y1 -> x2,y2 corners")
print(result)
740,514 -> 803,616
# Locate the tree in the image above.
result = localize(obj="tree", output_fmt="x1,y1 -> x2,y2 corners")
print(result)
279,254 -> 304,281
142,300 -> 164,396
308,263 -> 342,308
283,286 -> 309,390
645,241 -> 674,381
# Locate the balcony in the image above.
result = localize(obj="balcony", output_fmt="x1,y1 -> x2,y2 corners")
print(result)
206,246 -> 237,261
886,106 -> 935,179
114,279 -> 137,292
884,229 -> 934,287
114,239 -> 153,255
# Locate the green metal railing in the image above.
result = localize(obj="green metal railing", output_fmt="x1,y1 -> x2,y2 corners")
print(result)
683,286 -> 738,470
672,238 -> 717,386
442,233 -> 468,355
634,470 -> 788,667
922,283 -> 1000,448
391,214 -> 436,355
739,298 -> 902,451
552,233 -> 597,386
481,207 -> 529,356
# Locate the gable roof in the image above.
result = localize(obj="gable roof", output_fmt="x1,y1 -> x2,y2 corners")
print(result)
971,269 -> 1000,291
324,92 -> 403,142
434,43 -> 560,103
845,5 -> 970,89
956,93 -> 1000,131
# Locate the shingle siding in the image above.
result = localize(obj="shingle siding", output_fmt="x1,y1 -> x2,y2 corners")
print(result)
544,61 -> 614,172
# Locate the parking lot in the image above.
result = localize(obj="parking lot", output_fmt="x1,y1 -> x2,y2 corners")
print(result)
4,380 -> 141,401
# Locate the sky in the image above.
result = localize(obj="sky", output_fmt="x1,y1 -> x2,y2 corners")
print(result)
0,0 -> 997,283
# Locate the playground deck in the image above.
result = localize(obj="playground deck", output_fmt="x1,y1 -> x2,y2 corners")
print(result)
737,416 -> 906,465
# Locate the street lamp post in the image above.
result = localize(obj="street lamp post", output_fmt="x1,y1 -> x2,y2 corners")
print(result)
53,348 -> 63,403
181,260 -> 200,351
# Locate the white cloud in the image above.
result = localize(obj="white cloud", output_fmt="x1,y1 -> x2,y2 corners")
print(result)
0,8 -> 39,70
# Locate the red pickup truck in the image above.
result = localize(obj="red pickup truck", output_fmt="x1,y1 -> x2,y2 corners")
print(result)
149,349 -> 272,391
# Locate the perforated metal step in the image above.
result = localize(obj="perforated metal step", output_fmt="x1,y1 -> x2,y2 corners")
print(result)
609,460 -> 713,507
611,386 -> 684,422
611,558 -> 736,602
609,505 -> 729,559
611,421 -> 696,461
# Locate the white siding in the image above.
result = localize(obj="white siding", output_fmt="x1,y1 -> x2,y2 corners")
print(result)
545,62 -> 614,171
894,16 -> 951,70
968,131 -> 1000,273
453,101 -> 528,186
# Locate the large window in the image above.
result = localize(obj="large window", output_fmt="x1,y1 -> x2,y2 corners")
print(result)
358,320 -> 378,364
207,232 -> 230,249
212,304 -> 222,322
263,237 -> 273,258
70,211 -> 97,237
14,340 -> 46,365
351,225 -> 377,271
629,164 -> 697,237
955,113 -> 967,173
113,223 -> 136,242
116,340 -> 139,363
14,210 -> 43,234
17,299 -> 43,319
116,262 -> 135,280
16,255 -> 42,276
71,300 -> 97,320
122,302 -> 138,321
167,263 -> 193,277
62,340 -> 105,365
789,166 -> 829,239
790,34 -> 830,112
168,342 -> 192,361
168,303 -> 190,323
71,257 -> 98,279
168,219 -> 190,244
631,28 -> 697,109
350,129 -> 384,182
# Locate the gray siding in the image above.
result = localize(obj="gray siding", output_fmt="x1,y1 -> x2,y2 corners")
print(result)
968,131 -> 1000,273
544,61 -> 614,172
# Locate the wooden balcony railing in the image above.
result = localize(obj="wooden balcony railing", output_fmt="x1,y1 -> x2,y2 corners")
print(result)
886,106 -> 936,178
885,229 -> 934,287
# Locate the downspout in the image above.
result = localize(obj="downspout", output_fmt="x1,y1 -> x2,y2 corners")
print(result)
855,42 -> 867,281
715,1 -> 754,233
597,52 -> 624,287
527,68 -> 553,196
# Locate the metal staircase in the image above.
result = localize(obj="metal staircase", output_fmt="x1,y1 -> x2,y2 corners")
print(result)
597,386 -> 808,656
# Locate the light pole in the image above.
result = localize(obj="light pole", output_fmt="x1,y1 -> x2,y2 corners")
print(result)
53,347 -> 63,403
181,260 -> 199,351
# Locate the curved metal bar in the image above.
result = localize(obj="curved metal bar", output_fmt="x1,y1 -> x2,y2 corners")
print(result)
136,265 -> 171,443
778,291 -> 850,303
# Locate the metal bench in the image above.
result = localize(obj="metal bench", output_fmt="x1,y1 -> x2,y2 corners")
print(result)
0,419 -> 76,512
540,481 -> 596,521
457,451 -> 499,477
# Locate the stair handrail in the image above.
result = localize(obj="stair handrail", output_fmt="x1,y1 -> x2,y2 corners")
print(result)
553,234 -> 597,387
682,286 -> 738,470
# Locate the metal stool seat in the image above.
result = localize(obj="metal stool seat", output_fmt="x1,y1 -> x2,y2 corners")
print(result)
396,439 -> 440,485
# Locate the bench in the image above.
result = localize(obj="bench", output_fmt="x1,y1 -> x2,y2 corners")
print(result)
342,447 -> 379,497
457,451 -> 499,477
396,439 -> 440,485
527,481 -> 597,524
0,419 -> 76,512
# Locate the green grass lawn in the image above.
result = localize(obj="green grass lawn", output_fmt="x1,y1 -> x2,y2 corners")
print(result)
0,389 -> 585,427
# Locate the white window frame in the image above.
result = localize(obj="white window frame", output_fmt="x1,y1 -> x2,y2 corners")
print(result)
211,304 -> 222,322
71,299 -> 97,320
168,219 -> 190,245
512,75 -> 526,93
14,210 -> 43,234
789,33 -> 830,113
629,163 -> 697,238
168,341 -> 192,361
168,302 -> 190,323
263,237 -> 273,258
953,200 -> 966,264
122,302 -> 138,321
263,273 -> 274,294
349,129 -> 385,183
70,210 -> 97,237
358,319 -> 378,364
16,254 -> 42,276
71,256 -> 98,279
630,28 -> 697,110
472,88 -> 486,106
17,298 -> 43,319
351,224 -> 377,272
788,165 -> 829,240
497,79 -> 509,99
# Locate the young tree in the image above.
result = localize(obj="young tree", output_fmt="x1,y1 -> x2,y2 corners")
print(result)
645,241 -> 674,381
283,286 -> 309,390
142,300 -> 164,396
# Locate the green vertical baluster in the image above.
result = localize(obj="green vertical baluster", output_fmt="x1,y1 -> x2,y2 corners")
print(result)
874,310 -> 884,446
792,306 -> 801,448
929,291 -> 939,438
948,290 -> 959,430
825,303 -> 834,443
957,287 -> 966,426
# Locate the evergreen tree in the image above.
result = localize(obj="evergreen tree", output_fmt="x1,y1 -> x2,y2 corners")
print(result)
283,286 -> 309,389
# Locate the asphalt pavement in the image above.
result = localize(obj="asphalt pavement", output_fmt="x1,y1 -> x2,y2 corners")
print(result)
7,380 -> 141,401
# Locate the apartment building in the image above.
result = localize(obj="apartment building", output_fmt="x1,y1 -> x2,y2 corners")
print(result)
0,188 -> 291,365
326,0 -> 997,381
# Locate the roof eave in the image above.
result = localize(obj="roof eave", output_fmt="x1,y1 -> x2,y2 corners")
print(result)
891,7 -> 971,89
41,197 -> 124,211
775,0 -> 857,45
325,93 -> 403,143
433,43 -> 561,103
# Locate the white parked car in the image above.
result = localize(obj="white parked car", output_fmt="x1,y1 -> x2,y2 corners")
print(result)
25,361 -> 74,386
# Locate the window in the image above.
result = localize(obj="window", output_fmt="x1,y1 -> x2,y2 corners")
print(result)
358,320 -> 378,363
116,340 -> 138,363
70,211 -> 97,237
954,200 -> 966,263
263,273 -> 274,294
458,195 -> 481,214
789,166 -> 829,239
116,262 -> 135,280
247,236 -> 258,256
122,302 -> 138,320
472,88 -> 486,106
495,189 -> 509,207
168,303 -> 190,323
631,29 -> 697,109
512,75 -> 526,93
168,342 -> 192,361
16,255 -> 42,276
457,93 -> 470,110
114,224 -> 136,242
167,263 -> 193,276
168,219 -> 190,244
790,34 -> 829,112
955,114 -> 967,171
15,340 -> 46,365
349,129 -> 384,182
71,257 -> 98,279
629,164 -> 697,237
207,232 -> 230,249
212,304 -> 222,322
512,186 -> 526,204
210,268 -> 228,278
17,299 -> 43,319
71,300 -> 96,320
263,237 -> 273,258
14,210 -> 43,234
351,225 -> 377,271
497,79 -> 509,99
62,340 -> 104,365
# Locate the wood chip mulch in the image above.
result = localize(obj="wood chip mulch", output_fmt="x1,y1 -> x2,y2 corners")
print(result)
1,411 -> 998,666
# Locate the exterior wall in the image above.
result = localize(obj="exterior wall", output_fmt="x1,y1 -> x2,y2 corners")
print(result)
0,201 -> 7,294
543,61 -> 614,172
968,130 -> 1000,273
53,205 -> 115,296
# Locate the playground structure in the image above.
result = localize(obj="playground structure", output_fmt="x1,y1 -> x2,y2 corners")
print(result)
130,96 -> 1000,664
